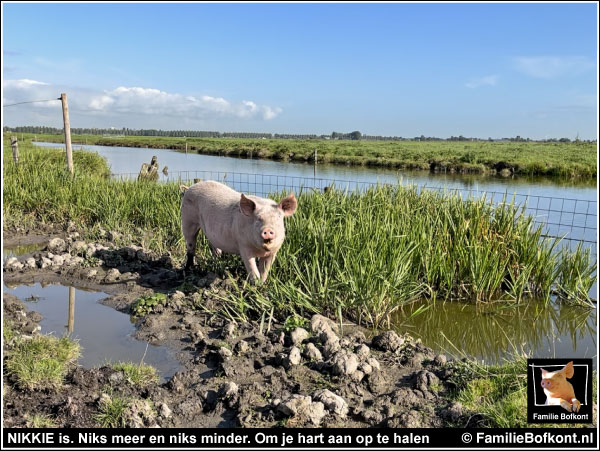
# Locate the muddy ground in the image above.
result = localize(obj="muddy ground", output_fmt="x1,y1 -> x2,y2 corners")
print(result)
3,226 -> 467,428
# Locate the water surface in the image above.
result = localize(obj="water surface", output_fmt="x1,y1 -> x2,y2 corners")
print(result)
3,282 -> 181,381
393,299 -> 596,366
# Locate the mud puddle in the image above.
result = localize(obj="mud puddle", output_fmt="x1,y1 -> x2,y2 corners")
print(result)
3,282 -> 181,381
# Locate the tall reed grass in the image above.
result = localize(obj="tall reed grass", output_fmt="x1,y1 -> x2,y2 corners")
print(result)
3,139 -> 596,328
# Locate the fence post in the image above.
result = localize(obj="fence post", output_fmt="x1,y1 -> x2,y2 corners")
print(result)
10,136 -> 19,164
313,147 -> 317,177
60,93 -> 74,175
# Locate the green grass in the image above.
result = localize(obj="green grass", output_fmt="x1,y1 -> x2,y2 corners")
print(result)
111,361 -> 160,386
95,389 -> 156,428
448,358 -> 597,428
95,394 -> 129,428
219,187 -> 596,327
21,132 -> 597,178
5,334 -> 81,390
25,413 -> 57,428
451,357 -> 529,427
3,319 -> 16,342
3,139 -> 596,328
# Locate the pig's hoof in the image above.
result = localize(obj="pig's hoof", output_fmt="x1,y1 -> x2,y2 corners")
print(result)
560,399 -> 572,412
571,399 -> 581,412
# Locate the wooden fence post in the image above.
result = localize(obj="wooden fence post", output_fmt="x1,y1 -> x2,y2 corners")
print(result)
10,136 -> 19,164
60,93 -> 74,175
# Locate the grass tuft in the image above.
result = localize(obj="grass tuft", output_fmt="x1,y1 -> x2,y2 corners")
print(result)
5,334 -> 80,390
25,413 -> 57,428
3,319 -> 16,343
111,361 -> 160,386
95,394 -> 129,428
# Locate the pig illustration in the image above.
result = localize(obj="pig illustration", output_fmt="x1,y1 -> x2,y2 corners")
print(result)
540,361 -> 581,412
181,181 -> 297,283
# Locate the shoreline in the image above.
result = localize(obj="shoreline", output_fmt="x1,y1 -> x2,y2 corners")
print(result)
15,132 -> 598,180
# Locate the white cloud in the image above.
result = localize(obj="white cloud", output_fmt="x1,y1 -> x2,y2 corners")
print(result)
514,56 -> 595,79
86,86 -> 282,120
3,79 -> 282,122
4,78 -> 49,89
465,75 -> 498,89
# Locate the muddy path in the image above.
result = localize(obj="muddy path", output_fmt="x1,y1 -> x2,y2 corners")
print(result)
3,227 -> 466,428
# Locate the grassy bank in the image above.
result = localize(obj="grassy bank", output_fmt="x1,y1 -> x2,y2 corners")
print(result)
447,357 -> 596,428
21,132 -> 597,178
3,139 -> 596,327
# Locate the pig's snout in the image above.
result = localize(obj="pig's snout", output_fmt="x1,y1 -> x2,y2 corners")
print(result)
261,228 -> 276,243
541,380 -> 551,389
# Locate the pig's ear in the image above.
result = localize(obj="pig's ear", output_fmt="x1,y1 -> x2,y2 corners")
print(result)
563,361 -> 574,379
541,368 -> 549,377
240,194 -> 256,217
278,193 -> 297,217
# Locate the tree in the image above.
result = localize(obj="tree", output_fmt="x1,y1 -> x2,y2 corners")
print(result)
349,130 -> 362,140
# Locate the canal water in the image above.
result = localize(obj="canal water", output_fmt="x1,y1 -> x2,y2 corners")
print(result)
31,141 -> 597,365
34,141 -> 596,197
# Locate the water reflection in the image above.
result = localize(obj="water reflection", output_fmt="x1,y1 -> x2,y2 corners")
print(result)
68,286 -> 75,333
392,299 -> 596,365
3,282 -> 181,381
2,242 -> 46,263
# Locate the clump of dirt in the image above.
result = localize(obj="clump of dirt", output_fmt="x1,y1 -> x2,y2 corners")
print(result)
3,229 -> 466,428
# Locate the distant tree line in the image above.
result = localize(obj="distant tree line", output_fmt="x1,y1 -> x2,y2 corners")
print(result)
3,126 -> 594,143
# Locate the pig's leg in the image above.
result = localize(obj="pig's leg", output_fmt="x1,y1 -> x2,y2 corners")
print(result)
571,398 -> 581,412
240,250 -> 260,283
182,221 -> 201,270
559,398 -> 573,412
258,251 -> 278,283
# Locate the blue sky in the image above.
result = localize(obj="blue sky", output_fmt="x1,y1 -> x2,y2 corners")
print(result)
2,2 -> 598,139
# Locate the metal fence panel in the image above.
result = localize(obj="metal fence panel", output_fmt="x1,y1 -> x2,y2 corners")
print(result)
111,170 -> 597,245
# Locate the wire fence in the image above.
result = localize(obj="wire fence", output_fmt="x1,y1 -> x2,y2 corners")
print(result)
111,169 -> 597,246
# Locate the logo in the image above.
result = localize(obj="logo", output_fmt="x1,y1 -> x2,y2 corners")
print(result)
527,358 -> 593,424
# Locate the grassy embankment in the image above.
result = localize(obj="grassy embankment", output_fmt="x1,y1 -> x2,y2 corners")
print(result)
3,137 -> 596,327
3,138 -> 597,428
24,132 -> 597,178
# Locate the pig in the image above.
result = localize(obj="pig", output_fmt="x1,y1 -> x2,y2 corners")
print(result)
540,361 -> 581,412
181,181 -> 297,283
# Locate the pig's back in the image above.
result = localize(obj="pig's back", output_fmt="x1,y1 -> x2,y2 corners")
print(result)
186,180 -> 240,208
182,181 -> 241,253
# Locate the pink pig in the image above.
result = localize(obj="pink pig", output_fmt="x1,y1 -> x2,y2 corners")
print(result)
181,181 -> 297,283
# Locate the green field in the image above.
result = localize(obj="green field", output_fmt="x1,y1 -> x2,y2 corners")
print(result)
20,132 -> 598,178
3,137 -> 596,328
